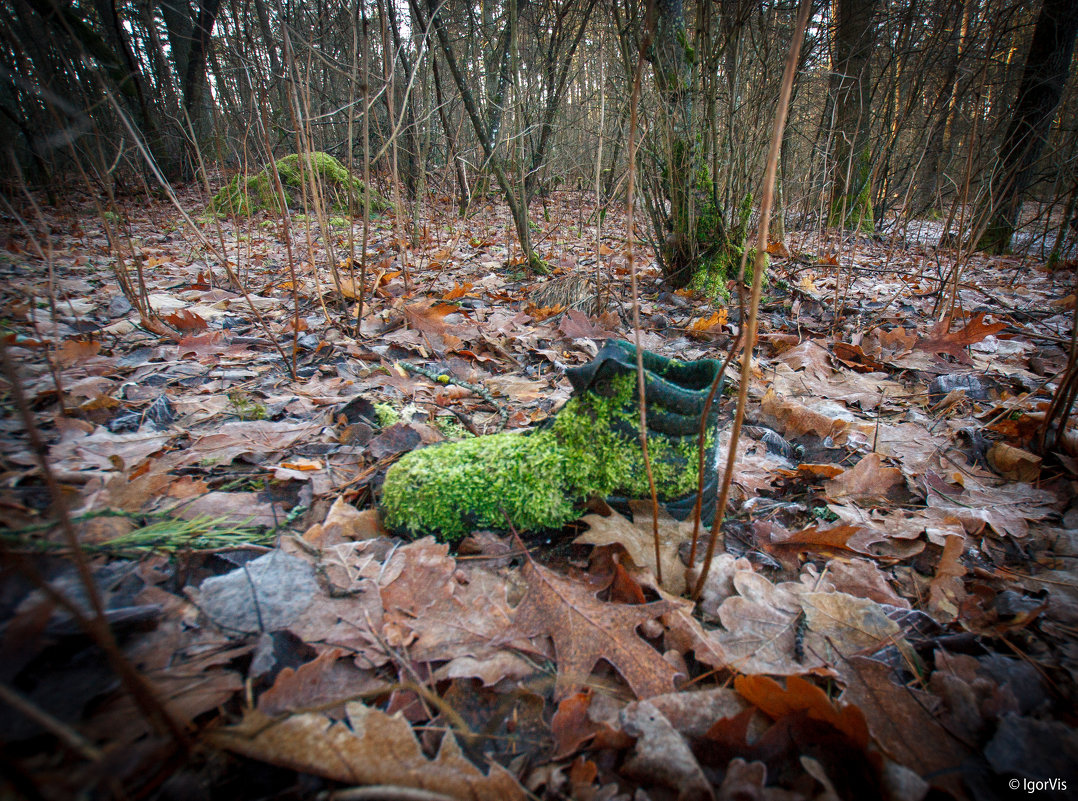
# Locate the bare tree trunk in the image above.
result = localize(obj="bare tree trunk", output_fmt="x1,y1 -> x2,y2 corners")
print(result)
652,0 -> 697,287
978,0 -> 1078,252
414,0 -> 548,274
826,0 -> 880,229
432,52 -> 469,214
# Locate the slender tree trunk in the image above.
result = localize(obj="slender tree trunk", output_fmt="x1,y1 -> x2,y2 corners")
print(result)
915,0 -> 966,210
414,0 -> 547,274
182,0 -> 223,141
652,0 -> 697,287
978,0 -> 1078,252
826,0 -> 880,229
432,53 -> 469,214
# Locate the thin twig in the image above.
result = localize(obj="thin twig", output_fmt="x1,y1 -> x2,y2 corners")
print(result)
693,0 -> 813,600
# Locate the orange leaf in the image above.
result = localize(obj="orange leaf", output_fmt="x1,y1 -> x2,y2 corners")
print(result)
278,458 -> 323,471
551,691 -> 599,759
797,463 -> 845,479
766,240 -> 790,258
526,303 -> 567,321
280,318 -> 308,333
442,281 -> 474,300
402,299 -> 458,334
734,674 -> 869,748
55,338 -> 102,367
164,309 -> 208,333
688,309 -> 728,335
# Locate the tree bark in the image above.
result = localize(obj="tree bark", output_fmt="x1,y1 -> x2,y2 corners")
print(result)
182,0 -> 222,136
413,0 -> 548,274
651,0 -> 697,287
826,0 -> 880,229
977,0 -> 1078,253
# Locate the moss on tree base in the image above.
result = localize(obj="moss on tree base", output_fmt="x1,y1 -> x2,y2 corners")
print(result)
209,152 -> 392,217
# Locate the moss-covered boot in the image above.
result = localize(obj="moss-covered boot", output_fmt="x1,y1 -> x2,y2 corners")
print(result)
379,340 -> 725,542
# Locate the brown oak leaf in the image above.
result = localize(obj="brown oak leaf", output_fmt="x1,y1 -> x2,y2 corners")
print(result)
915,313 -> 1006,363
823,452 -> 904,502
209,703 -> 524,799
511,561 -> 681,700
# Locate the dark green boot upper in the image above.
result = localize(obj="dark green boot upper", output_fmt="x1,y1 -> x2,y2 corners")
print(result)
380,340 -> 725,541
565,340 -> 725,524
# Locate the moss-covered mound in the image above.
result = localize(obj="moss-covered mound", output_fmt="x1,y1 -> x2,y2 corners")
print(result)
210,152 -> 391,217
380,373 -> 716,542
687,246 -> 769,303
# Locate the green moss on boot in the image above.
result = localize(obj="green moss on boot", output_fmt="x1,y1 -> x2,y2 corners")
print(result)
381,373 -> 717,542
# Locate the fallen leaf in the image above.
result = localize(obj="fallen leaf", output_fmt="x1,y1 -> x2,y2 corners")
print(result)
402,299 -> 459,334
55,338 -> 102,366
734,674 -> 869,748
367,422 -> 422,460
551,691 -> 601,759
705,569 -> 902,674
987,442 -> 1042,482
761,388 -> 873,444
763,521 -> 867,569
823,453 -> 904,502
923,472 -> 1055,538
915,313 -> 1006,363
511,560 -> 681,699
839,656 -> 968,796
928,533 -> 966,620
558,309 -> 609,340
575,506 -> 689,596
689,309 -> 728,336
209,704 -> 525,799
378,539 -> 520,666
526,303 -> 567,321
620,700 -> 713,801
708,571 -> 809,674
832,342 -> 890,373
824,558 -> 909,608
778,339 -> 831,380
258,648 -> 387,716
163,308 -> 208,333
766,240 -> 790,258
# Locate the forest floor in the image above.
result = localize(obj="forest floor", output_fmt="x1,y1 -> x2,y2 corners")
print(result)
1,185 -> 1077,801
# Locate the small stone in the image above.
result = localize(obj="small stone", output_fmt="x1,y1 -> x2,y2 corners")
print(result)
108,294 -> 133,317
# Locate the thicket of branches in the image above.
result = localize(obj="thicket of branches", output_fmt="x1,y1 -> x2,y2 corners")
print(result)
2,0 -> 1077,265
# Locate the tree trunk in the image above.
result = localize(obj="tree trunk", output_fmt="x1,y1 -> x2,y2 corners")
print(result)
523,0 -> 596,205
652,0 -> 697,288
977,0 -> 1078,253
414,0 -> 548,274
432,52 -> 469,214
826,0 -> 880,229
182,0 -> 222,142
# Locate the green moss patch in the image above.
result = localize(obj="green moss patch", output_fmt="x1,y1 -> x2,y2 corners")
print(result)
380,374 -> 714,541
210,152 -> 392,217
687,246 -> 769,304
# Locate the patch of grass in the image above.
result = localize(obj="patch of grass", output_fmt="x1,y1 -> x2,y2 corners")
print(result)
228,391 -> 267,421
2,512 -> 267,555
